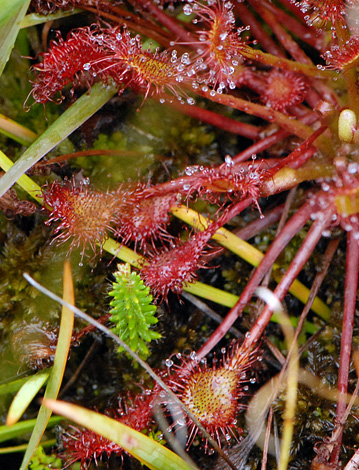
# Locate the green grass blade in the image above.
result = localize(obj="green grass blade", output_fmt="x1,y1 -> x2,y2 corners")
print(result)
0,0 -> 31,76
44,399 -> 194,470
0,150 -> 42,202
6,369 -> 51,426
0,417 -> 62,444
0,81 -> 118,199
0,377 -> 28,396
0,440 -> 56,454
19,261 -> 75,470
0,113 -> 37,145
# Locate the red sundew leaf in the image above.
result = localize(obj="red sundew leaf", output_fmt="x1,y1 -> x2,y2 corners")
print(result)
41,179 -> 123,255
113,187 -> 178,251
29,26 -> 112,104
180,0 -> 249,89
261,69 -> 308,112
29,24 -> 199,105
43,399 -> 194,470
158,342 -> 259,451
140,224 -> 219,300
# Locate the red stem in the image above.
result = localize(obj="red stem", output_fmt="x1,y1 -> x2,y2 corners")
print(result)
275,0 -> 309,23
165,99 -> 261,140
131,0 -> 196,42
81,6 -> 174,48
263,124 -> 327,177
249,0 -> 322,109
331,231 -> 359,465
233,128 -> 290,163
232,110 -> 319,163
257,0 -> 324,52
233,203 -> 284,241
235,2 -> 285,57
250,0 -> 312,64
242,207 -> 334,351
196,196 -> 318,360
194,88 -> 332,155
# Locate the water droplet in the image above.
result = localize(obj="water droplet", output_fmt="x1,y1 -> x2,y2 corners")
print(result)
245,331 -> 251,338
183,4 -> 192,15
190,351 -> 197,360
348,162 -> 359,174
187,97 -> 195,105
225,155 -> 233,166
165,359 -> 174,367
83,63 -> 91,71
250,378 -> 256,384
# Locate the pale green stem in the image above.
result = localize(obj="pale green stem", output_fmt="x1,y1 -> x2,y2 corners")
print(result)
240,45 -> 335,79
21,9 -> 82,28
260,164 -> 335,197
254,288 -> 298,470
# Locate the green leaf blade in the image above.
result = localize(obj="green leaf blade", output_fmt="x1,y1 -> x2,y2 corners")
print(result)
44,399 -> 194,470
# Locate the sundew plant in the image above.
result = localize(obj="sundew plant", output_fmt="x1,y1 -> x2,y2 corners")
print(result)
1,0 -> 359,469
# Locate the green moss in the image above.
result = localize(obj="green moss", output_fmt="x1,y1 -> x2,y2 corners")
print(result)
0,39 -> 60,136
74,130 -> 155,187
29,446 -> 62,470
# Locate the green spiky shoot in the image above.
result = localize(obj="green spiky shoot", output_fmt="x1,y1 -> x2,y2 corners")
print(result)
109,263 -> 161,359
